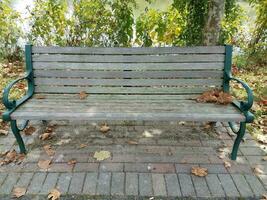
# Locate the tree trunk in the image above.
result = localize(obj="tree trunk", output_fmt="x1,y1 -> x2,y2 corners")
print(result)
203,0 -> 225,45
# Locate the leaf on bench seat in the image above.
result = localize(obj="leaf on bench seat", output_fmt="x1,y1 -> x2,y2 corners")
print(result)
196,89 -> 233,105
35,94 -> 46,99
79,91 -> 88,100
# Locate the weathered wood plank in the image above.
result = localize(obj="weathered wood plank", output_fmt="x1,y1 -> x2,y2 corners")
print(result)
34,78 -> 223,86
32,46 -> 225,54
33,62 -> 224,70
11,112 -> 245,122
33,70 -> 224,78
35,86 -> 220,94
32,54 -> 225,63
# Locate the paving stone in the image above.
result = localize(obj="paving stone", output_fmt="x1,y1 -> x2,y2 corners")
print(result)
175,164 -> 199,173
0,174 -> 7,186
191,175 -> 211,198
68,172 -> 85,194
111,172 -> 124,196
49,163 -> 73,172
139,173 -> 153,196
40,173 -> 59,194
56,173 -> 72,194
82,172 -> 97,195
240,147 -> 266,156
96,172 -> 111,195
231,174 -> 253,197
200,164 -> 228,173
124,163 -> 148,172
180,154 -> 210,164
218,174 -> 240,197
15,172 -> 34,188
149,163 -> 175,173
100,163 -> 123,172
152,173 -> 167,196
73,163 -> 99,172
245,174 -> 266,197
165,174 -> 181,197
125,173 -> 138,196
0,173 -> 20,194
205,174 -> 225,197
178,174 -> 196,197
258,175 -> 267,188
27,173 -> 47,194
246,155 -> 266,165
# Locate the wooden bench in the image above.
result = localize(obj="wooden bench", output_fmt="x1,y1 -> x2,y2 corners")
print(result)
2,45 -> 254,160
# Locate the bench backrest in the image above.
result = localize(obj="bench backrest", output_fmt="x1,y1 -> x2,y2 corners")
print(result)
31,46 -> 228,95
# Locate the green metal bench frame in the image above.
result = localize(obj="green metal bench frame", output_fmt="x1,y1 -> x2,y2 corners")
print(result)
2,44 -> 254,160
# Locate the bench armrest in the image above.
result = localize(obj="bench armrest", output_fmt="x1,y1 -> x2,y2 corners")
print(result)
229,76 -> 254,123
2,74 -> 34,121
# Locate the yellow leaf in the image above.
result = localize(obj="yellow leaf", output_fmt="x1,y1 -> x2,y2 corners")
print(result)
48,188 -> 61,200
12,187 -> 26,198
191,166 -> 208,177
100,124 -> 110,133
38,159 -> 51,169
93,150 -> 111,161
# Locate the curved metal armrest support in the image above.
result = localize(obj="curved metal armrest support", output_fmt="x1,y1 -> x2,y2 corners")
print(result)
229,77 -> 254,112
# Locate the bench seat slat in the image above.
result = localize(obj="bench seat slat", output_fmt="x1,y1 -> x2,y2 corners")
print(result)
32,54 -> 225,63
33,62 -> 224,70
32,46 -> 225,54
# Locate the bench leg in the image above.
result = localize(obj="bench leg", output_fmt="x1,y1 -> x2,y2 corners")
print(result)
10,120 -> 27,154
230,122 -> 246,160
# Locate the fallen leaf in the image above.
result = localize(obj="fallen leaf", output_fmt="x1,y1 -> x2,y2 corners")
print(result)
224,161 -> 231,168
38,159 -> 51,169
79,91 -> 88,100
39,132 -> 53,141
262,156 -> 267,161
48,188 -> 61,200
127,140 -> 138,145
24,126 -> 36,135
12,187 -> 26,198
43,145 -> 55,156
93,150 -> 111,161
0,129 -> 8,135
67,159 -> 77,166
100,124 -> 110,133
196,89 -> 233,105
79,143 -> 87,148
191,166 -> 208,177
261,194 -> 267,200
35,95 -> 46,99
253,166 -> 264,175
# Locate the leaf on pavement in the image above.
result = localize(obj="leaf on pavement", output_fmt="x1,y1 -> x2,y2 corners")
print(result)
43,145 -> 55,156
0,129 -> 8,136
79,143 -> 87,148
191,166 -> 208,177
24,126 -> 36,135
48,188 -> 61,200
224,161 -> 231,168
39,132 -> 53,141
12,187 -> 26,198
253,166 -> 264,175
93,150 -> 111,161
100,123 -> 110,133
127,140 -> 138,145
38,159 -> 52,170
79,91 -> 88,100
262,156 -> 267,161
67,159 -> 77,166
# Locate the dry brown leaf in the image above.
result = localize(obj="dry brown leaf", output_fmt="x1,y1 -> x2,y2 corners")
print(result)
218,154 -> 224,159
100,124 -> 110,133
79,91 -> 88,100
262,156 -> 267,161
38,159 -> 51,169
35,95 -> 46,99
191,166 -> 208,177
217,91 -> 233,104
39,132 -> 53,141
67,159 -> 77,166
261,194 -> 267,200
93,150 -> 111,161
127,140 -> 138,145
43,145 -> 55,156
0,129 -> 8,135
196,89 -> 233,105
253,166 -> 264,175
79,143 -> 87,148
224,161 -> 231,168
24,126 -> 36,135
12,187 -> 26,198
48,188 -> 61,200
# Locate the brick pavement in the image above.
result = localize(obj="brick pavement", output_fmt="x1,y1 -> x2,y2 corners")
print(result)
0,121 -> 266,199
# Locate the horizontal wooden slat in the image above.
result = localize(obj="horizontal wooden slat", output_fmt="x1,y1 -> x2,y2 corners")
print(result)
32,54 -> 225,63
32,46 -> 226,54
34,78 -> 222,86
33,70 -> 224,78
35,86 -> 220,94
33,62 -> 224,70
11,111 -> 245,122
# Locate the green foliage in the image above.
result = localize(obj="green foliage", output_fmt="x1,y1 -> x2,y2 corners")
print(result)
0,0 -> 23,61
